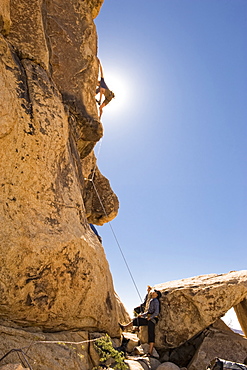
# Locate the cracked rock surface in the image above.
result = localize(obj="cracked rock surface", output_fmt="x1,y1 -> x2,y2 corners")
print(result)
0,0 -> 120,335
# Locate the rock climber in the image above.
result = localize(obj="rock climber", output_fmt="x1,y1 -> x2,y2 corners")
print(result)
89,223 -> 102,243
95,60 -> 115,119
119,289 -> 162,357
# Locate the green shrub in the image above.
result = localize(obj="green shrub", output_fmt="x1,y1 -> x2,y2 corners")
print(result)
93,334 -> 128,370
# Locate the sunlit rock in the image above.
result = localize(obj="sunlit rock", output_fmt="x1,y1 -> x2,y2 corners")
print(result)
154,270 -> 247,348
0,0 -> 121,337
188,326 -> 247,370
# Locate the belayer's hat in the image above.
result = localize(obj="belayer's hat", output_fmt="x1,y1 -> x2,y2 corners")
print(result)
154,290 -> 162,299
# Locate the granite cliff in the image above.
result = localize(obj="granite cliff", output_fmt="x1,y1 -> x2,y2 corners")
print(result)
0,0 -> 121,342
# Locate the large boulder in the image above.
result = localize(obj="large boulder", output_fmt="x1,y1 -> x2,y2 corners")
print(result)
0,325 -> 92,369
7,0 -> 104,159
187,326 -> 247,370
0,0 -> 122,336
153,270 -> 247,348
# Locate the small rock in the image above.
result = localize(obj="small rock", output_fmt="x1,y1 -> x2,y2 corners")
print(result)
156,362 -> 180,370
125,359 -> 148,370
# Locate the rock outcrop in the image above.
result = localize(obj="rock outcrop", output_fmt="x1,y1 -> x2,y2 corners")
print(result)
0,0 -> 120,337
187,325 -> 247,370
0,325 -> 98,369
82,151 -> 119,224
153,270 -> 247,349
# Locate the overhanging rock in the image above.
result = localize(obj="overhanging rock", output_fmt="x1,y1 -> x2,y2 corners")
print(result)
153,270 -> 247,348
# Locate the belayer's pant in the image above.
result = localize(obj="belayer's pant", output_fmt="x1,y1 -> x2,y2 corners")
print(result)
133,317 -> 158,343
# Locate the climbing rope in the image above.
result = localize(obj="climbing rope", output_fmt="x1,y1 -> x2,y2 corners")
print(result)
90,138 -> 103,182
90,166 -> 143,304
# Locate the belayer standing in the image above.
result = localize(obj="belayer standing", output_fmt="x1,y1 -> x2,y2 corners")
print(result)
95,61 -> 115,119
119,289 -> 162,357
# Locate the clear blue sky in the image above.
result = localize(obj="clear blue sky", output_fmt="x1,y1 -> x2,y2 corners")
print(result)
94,0 -> 247,315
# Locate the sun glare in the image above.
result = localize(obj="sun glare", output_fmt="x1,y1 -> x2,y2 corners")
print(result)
105,74 -> 128,113
96,67 -> 135,117
222,308 -> 242,331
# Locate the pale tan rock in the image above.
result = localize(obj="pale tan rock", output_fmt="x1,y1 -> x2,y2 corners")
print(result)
0,39 -> 120,335
138,326 -> 148,345
7,0 -> 104,158
187,327 -> 247,370
126,357 -> 161,370
0,0 -> 125,336
156,363 -> 180,370
82,151 -> 119,224
0,49 -> 17,137
154,270 -> 247,348
121,332 -> 139,353
133,345 -> 145,356
115,293 -> 131,327
88,333 -> 103,368
0,325 -> 92,369
125,360 -> 147,370
7,0 -> 49,69
45,0 -> 103,158
0,365 -> 27,370
90,0 -> 104,19
0,0 -> 11,35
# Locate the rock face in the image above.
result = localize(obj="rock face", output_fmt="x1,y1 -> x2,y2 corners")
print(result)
82,151 -> 119,224
0,325 -> 93,369
187,326 -> 247,370
0,0 -> 10,36
154,270 -> 247,348
0,0 -> 120,336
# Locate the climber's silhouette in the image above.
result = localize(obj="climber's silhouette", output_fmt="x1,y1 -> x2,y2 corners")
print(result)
89,223 -> 102,243
95,61 -> 115,119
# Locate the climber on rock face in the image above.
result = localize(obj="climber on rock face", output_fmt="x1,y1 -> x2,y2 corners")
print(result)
119,289 -> 162,357
95,60 -> 115,119
89,223 -> 102,243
